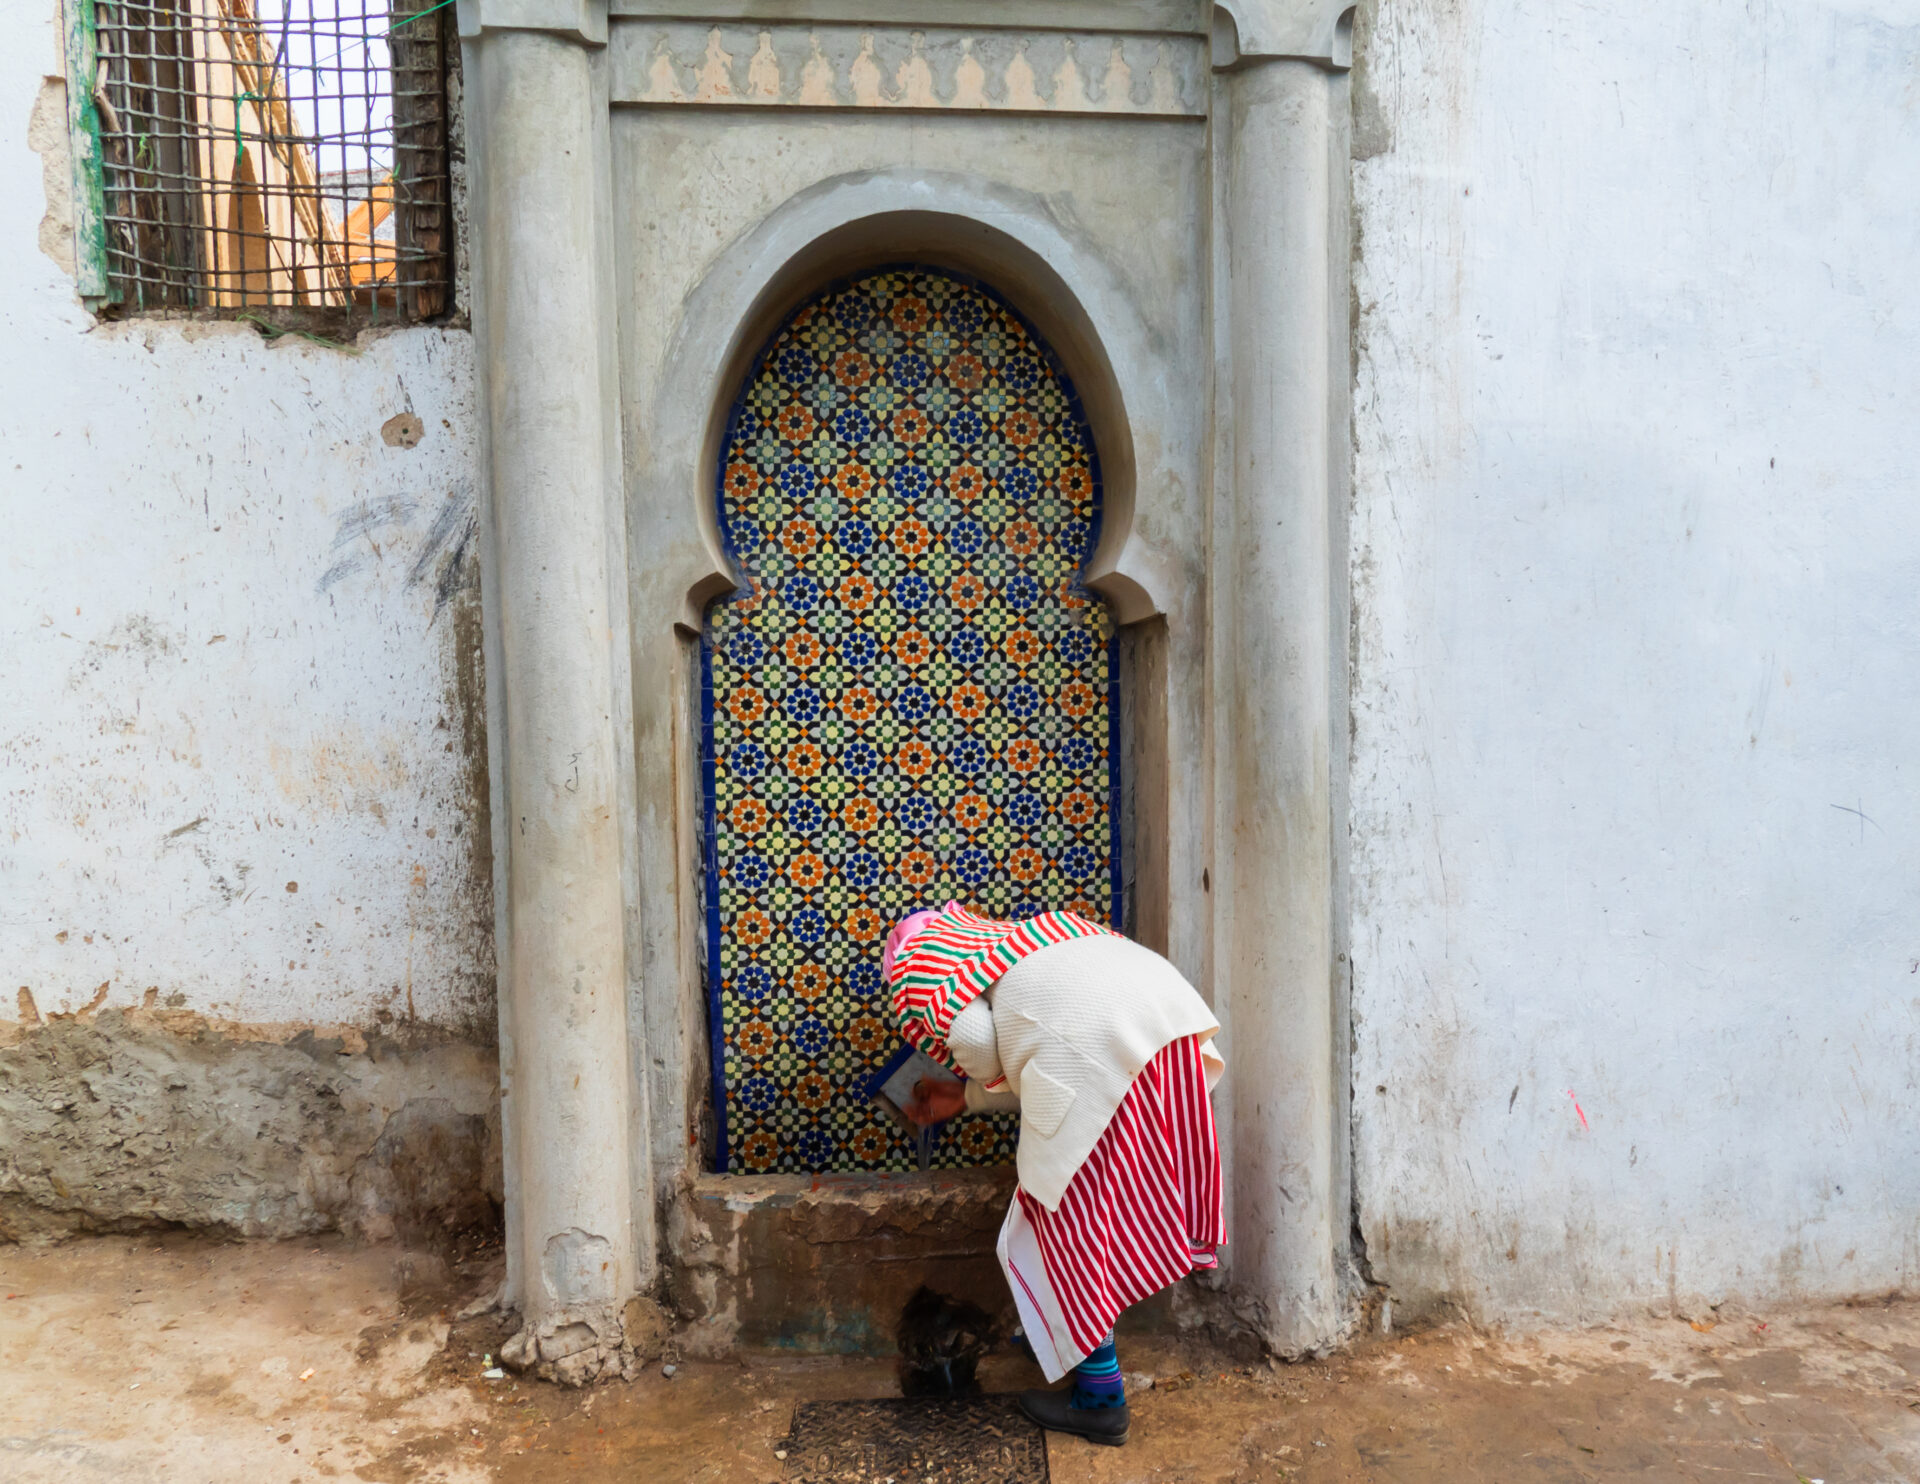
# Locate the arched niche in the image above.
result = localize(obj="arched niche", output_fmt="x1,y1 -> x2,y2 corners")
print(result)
700,264 -> 1124,1174
681,209 -> 1156,634
623,181 -> 1189,1191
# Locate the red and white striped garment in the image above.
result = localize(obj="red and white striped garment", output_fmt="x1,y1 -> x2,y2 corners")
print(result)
888,902 -> 1116,1085
996,1034 -> 1225,1380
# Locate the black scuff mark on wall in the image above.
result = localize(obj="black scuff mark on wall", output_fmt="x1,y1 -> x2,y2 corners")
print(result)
316,483 -> 476,610
406,486 -> 478,624
316,494 -> 421,591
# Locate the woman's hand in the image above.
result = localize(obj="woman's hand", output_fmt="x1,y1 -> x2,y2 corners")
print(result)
904,1076 -> 967,1127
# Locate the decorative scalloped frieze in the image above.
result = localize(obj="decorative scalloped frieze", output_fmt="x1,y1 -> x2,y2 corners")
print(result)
609,24 -> 1207,115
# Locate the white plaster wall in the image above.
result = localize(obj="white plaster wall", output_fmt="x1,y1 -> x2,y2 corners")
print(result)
1,12 -> 490,1033
1350,0 -> 1920,1318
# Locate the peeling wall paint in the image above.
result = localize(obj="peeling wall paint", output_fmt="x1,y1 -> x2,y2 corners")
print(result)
0,1007 -> 501,1242
1,6 -> 490,1042
1349,0 -> 1920,1320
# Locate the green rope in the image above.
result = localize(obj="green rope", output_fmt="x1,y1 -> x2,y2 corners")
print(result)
240,312 -> 363,355
388,0 -> 456,34
234,89 -> 264,163
308,0 -> 456,74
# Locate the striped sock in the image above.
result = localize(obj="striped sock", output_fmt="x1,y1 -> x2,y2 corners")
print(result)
1069,1335 -> 1125,1410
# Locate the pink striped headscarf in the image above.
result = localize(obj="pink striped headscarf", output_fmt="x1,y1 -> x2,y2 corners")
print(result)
881,907 -> 944,987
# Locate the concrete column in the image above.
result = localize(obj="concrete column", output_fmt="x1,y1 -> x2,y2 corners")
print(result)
462,0 -> 642,1385
1213,7 -> 1352,1355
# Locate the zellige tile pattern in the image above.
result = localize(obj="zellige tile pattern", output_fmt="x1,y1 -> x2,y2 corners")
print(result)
705,267 -> 1119,1174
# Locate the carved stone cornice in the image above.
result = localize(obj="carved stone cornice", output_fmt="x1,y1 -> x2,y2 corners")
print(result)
457,0 -> 608,46
608,0 -> 1201,30
1212,0 -> 1352,69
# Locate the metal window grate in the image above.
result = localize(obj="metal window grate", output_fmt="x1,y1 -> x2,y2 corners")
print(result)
79,0 -> 451,320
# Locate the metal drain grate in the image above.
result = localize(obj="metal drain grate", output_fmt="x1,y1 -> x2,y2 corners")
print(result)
781,1395 -> 1048,1484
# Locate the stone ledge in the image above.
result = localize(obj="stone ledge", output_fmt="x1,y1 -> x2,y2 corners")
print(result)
667,1168 -> 1017,1356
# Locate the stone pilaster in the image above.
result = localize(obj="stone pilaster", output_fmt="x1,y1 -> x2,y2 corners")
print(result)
459,0 -> 647,1384
1211,0 -> 1353,1357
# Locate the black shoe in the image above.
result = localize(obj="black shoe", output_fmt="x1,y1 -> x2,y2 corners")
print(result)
1018,1387 -> 1130,1447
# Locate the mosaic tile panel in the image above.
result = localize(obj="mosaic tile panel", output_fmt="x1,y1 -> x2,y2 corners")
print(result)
704,267 -> 1120,1175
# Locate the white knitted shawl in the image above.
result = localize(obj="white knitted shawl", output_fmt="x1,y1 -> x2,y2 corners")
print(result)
946,933 -> 1224,1211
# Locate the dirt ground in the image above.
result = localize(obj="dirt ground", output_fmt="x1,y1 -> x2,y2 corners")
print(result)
4,1235 -> 1919,1483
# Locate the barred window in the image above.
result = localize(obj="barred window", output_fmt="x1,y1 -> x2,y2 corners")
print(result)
65,0 -> 452,322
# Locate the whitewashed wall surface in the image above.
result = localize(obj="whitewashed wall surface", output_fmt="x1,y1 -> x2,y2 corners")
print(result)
1349,0 -> 1920,1319
2,7 -> 488,1037
6,0 -> 1919,1312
